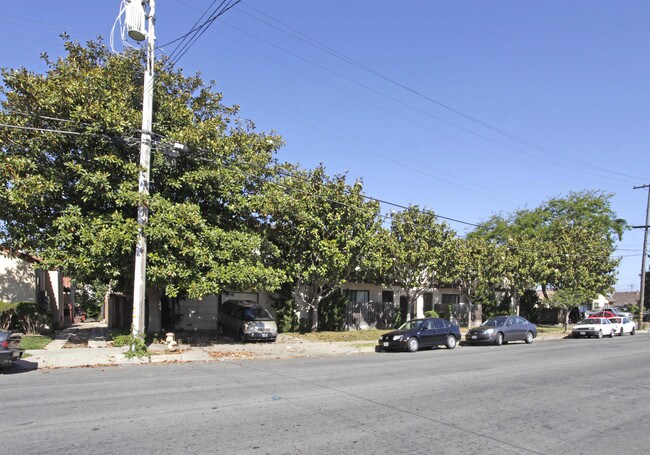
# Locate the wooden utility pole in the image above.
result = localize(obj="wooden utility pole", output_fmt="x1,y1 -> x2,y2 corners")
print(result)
633,184 -> 650,328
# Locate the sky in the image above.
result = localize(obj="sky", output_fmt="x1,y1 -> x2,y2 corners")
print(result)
1,1 -> 649,292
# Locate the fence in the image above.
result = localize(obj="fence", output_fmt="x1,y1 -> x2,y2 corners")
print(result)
346,301 -> 397,330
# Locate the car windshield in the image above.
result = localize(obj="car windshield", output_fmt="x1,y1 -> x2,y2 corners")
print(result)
398,320 -> 423,331
581,318 -> 600,324
241,306 -> 273,321
481,317 -> 507,327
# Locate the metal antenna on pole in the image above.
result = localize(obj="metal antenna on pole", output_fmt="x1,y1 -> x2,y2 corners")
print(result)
132,0 -> 156,337
633,184 -> 650,329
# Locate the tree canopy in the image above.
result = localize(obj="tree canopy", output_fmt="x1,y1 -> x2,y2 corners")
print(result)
0,37 -> 284,330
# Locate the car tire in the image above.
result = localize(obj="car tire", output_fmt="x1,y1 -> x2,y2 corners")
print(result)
445,335 -> 457,350
619,328 -> 624,336
631,327 -> 636,335
495,332 -> 504,346
406,337 -> 419,352
610,330 -> 615,338
238,331 -> 246,342
525,331 -> 534,344
597,330 -> 603,339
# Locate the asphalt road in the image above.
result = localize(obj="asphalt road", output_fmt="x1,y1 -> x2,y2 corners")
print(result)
2,335 -> 650,455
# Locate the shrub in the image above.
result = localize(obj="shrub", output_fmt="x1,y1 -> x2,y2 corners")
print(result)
0,301 -> 18,330
15,301 -> 52,334
424,310 -> 439,318
111,331 -> 150,360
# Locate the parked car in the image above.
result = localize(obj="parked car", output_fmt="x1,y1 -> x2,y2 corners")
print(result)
590,310 -> 618,319
607,317 -> 636,336
377,318 -> 461,352
571,317 -> 616,338
610,307 -> 633,318
217,300 -> 277,342
0,330 -> 24,371
465,316 -> 537,346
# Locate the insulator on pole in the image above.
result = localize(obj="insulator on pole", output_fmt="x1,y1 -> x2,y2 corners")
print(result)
126,0 -> 146,42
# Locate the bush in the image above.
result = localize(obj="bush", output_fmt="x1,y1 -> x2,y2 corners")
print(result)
111,331 -> 150,360
424,310 -> 439,318
15,301 -> 52,334
0,301 -> 18,330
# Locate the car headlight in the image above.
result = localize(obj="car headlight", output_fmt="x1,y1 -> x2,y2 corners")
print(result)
484,328 -> 494,335
392,335 -> 403,341
245,322 -> 259,332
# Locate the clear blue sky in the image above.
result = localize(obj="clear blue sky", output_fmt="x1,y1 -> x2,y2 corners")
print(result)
1,1 -> 649,292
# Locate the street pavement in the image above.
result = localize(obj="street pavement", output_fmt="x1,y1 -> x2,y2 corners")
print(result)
3,334 -> 650,454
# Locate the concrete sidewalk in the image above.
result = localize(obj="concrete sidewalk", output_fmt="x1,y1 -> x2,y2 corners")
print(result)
16,324 -> 638,372
18,323 -> 374,370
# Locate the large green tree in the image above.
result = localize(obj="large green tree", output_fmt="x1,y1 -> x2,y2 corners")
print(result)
0,37 -> 284,331
260,164 -> 381,332
382,206 -> 457,321
471,191 -> 625,321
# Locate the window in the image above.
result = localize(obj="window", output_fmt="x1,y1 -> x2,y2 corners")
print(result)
382,290 -> 394,303
344,290 -> 369,304
434,319 -> 445,329
423,293 -> 434,313
441,294 -> 460,305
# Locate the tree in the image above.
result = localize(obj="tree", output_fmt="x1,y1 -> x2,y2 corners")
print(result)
260,165 -> 381,332
452,237 -> 504,327
382,206 -> 457,321
470,191 -> 625,324
0,37 -> 284,331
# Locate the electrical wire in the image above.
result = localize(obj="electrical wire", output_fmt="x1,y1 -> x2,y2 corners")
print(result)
239,3 -> 645,182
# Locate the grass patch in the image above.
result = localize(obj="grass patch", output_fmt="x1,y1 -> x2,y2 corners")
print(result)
537,324 -> 573,333
20,334 -> 54,350
283,329 -> 386,342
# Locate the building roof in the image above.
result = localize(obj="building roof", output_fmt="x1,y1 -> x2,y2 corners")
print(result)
609,291 -> 640,306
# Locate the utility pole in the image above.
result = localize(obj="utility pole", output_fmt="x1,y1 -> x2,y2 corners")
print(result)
633,184 -> 650,329
132,0 -> 156,336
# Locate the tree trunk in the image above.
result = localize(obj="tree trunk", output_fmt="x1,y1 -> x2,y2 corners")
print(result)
310,296 -> 322,332
146,286 -> 162,334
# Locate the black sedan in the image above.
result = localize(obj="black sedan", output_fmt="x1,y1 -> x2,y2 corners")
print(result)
466,316 -> 537,346
0,330 -> 24,371
378,318 -> 461,352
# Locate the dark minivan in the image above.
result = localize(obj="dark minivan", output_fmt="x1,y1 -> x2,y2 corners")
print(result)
217,300 -> 278,342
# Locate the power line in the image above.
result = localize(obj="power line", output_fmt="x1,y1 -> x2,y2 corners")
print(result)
239,3 -> 645,183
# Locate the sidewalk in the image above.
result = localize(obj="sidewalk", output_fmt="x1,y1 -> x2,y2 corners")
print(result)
16,324 -> 642,371
18,322 -> 373,371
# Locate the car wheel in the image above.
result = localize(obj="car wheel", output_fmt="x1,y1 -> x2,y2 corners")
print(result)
525,331 -> 534,344
631,327 -> 636,335
619,328 -> 624,336
596,330 -> 603,339
610,330 -> 615,338
406,337 -> 419,352
495,332 -> 504,346
445,335 -> 457,350
238,330 -> 246,342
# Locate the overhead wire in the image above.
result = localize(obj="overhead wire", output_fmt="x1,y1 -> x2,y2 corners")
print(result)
239,3 -> 645,182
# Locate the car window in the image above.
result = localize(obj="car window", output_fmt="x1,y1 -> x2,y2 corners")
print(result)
434,319 -> 445,329
515,317 -> 526,324
623,318 -> 630,323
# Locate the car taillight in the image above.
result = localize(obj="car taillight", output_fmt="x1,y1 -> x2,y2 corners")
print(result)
1,340 -> 8,348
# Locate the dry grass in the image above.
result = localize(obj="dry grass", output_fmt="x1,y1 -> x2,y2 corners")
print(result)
283,329 -> 386,342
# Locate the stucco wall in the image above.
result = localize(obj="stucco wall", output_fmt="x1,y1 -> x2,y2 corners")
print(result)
0,252 -> 36,303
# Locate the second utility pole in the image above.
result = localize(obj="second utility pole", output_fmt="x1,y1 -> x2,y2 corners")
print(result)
633,184 -> 650,329
133,0 -> 156,337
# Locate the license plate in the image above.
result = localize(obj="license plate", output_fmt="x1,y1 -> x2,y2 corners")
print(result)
383,342 -> 389,347
261,333 -> 268,337
580,332 -> 585,335
471,335 -> 477,340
